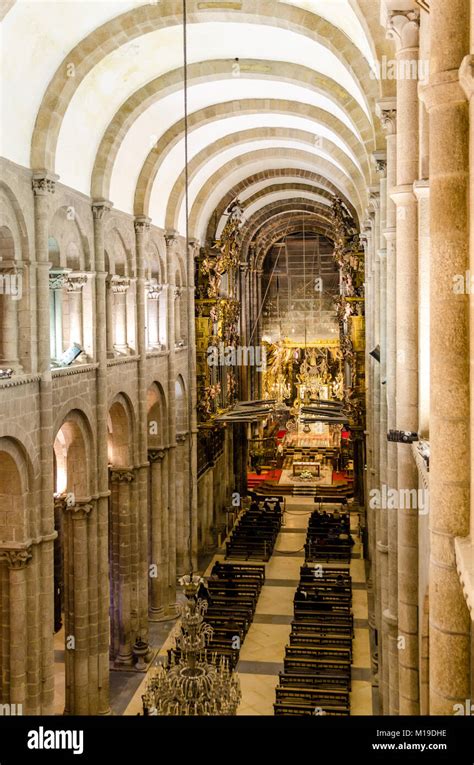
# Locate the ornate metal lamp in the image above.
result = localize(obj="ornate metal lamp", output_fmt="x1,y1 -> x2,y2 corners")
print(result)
142,574 -> 241,716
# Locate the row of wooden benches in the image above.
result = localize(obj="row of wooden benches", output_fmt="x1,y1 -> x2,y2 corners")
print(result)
274,562 -> 354,716
225,507 -> 282,561
167,562 -> 265,671
305,508 -> 354,563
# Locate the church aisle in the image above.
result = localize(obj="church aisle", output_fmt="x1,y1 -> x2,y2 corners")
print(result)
122,496 -> 372,716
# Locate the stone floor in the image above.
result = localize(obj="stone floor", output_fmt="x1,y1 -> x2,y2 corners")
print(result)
122,496 -> 374,716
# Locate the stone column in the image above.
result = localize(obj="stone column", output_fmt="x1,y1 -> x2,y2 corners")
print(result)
148,449 -> 165,619
62,501 -> 93,714
32,173 -> 57,715
110,276 -> 131,354
165,232 -> 179,606
66,273 -> 87,348
109,469 -> 134,667
0,263 -> 21,369
256,268 -> 263,398
91,200 -> 112,714
160,447 -> 171,615
387,8 -> 421,715
376,100 -> 399,715
134,217 -> 151,654
0,548 -> 32,707
239,262 -> 250,401
375,153 -> 390,712
422,0 -> 471,714
187,240 -> 199,569
146,283 -> 162,349
175,433 -> 186,575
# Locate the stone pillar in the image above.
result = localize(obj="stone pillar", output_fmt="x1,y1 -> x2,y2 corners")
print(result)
175,434 -> 186,575
387,8 -> 421,715
110,277 -> 131,354
256,268 -> 263,398
109,468 -> 135,667
0,263 -> 21,369
376,99 -> 399,715
422,0 -> 471,714
0,548 -> 32,707
375,152 -> 390,713
66,273 -> 87,348
239,262 -> 250,401
91,200 -> 112,714
187,240 -> 199,569
32,173 -> 57,715
146,283 -> 162,349
165,232 -> 179,606
148,449 -> 165,620
62,501 -> 92,714
160,448 -> 171,614
134,217 -> 151,653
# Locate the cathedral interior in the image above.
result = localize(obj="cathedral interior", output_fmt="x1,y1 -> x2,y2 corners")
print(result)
1,0 -> 474,733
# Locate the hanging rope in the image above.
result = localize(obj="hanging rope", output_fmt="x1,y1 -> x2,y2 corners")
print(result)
182,0 -> 195,572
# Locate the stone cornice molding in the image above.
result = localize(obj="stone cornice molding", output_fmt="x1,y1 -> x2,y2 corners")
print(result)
32,172 -> 58,196
51,363 -> 98,378
0,547 -> 33,569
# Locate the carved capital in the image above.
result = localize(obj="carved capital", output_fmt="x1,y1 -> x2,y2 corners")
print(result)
368,190 -> 380,213
386,9 -> 420,50
91,200 -> 113,221
376,99 -> 397,135
32,172 -> 57,196
66,273 -> 88,293
109,468 -> 135,483
164,230 -> 180,253
372,151 -> 387,175
174,286 -> 183,299
146,281 -> 163,299
109,275 -> 130,294
188,238 -> 200,258
64,502 -> 93,519
176,433 -> 187,443
134,216 -> 151,235
148,448 -> 165,463
0,547 -> 32,569
49,268 -> 72,290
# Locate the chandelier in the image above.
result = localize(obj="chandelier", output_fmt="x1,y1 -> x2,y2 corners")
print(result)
142,574 -> 241,716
